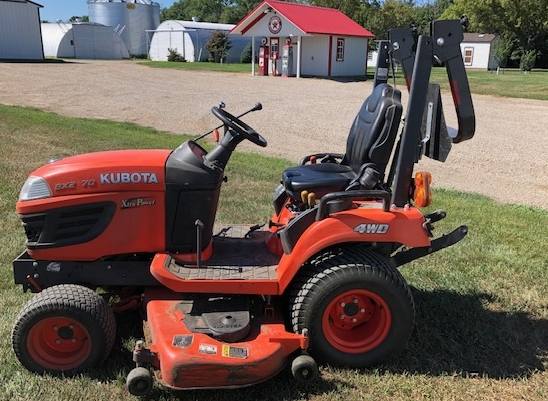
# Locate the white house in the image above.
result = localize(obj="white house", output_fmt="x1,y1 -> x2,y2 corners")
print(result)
0,0 -> 44,60
231,0 -> 374,78
461,33 -> 499,70
42,22 -> 130,59
148,20 -> 252,63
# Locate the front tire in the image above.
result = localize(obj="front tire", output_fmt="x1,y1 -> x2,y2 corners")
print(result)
127,367 -> 153,396
12,284 -> 116,376
291,355 -> 319,383
290,246 -> 415,367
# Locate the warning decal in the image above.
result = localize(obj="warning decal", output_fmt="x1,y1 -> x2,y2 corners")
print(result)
172,335 -> 193,348
199,343 -> 218,355
222,344 -> 249,359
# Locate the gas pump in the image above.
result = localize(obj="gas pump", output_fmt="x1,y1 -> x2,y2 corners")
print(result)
258,43 -> 269,76
282,39 -> 294,77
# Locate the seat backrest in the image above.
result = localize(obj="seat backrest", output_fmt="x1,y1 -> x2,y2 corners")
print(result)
342,83 -> 403,176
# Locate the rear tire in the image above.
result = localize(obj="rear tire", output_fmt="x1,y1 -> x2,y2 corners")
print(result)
289,246 -> 414,367
12,284 -> 116,376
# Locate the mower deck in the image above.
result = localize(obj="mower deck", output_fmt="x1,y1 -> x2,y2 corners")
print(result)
139,291 -> 308,390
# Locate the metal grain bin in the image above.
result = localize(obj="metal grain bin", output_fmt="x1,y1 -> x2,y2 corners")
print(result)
88,0 -> 160,56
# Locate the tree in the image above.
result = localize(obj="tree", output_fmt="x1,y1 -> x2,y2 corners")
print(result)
160,0 -> 261,24
69,15 -> 89,23
219,0 -> 261,24
497,0 -> 548,54
412,0 -> 454,35
491,33 -> 515,73
440,0 -> 504,33
377,0 -> 415,39
206,30 -> 232,63
308,0 -> 363,21
160,0 -> 225,23
441,0 -> 548,68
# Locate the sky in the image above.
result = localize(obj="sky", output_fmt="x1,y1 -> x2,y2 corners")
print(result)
37,0 -> 437,22
37,0 -> 178,22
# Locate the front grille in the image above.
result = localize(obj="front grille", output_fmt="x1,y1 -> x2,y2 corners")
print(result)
21,202 -> 116,249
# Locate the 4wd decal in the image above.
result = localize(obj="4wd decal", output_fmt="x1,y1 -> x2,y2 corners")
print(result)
121,197 -> 156,209
354,223 -> 389,234
100,172 -> 158,185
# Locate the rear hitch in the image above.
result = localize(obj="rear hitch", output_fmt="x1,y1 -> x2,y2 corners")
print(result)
423,209 -> 447,236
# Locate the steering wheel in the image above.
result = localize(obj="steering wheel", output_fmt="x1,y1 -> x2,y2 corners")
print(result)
211,106 -> 267,147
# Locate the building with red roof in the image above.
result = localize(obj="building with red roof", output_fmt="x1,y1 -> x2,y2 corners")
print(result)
231,0 -> 374,78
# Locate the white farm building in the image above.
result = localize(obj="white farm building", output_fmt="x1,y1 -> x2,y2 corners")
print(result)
461,33 -> 499,70
148,20 -> 251,63
231,0 -> 374,78
0,0 -> 44,60
42,22 -> 130,59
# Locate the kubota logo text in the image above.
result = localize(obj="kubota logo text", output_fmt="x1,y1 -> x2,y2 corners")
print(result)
100,172 -> 159,185
354,224 -> 389,234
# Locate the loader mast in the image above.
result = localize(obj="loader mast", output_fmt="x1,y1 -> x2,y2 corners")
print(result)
387,19 -> 475,208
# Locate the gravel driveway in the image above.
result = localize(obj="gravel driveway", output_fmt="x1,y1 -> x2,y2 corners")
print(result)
0,59 -> 546,209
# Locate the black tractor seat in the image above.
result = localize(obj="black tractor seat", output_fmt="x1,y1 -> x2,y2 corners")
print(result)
282,83 -> 403,201
283,163 -> 355,199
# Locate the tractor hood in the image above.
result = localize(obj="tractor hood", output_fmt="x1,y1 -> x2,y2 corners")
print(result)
19,149 -> 171,201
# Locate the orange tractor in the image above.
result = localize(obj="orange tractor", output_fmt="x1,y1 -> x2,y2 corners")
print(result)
11,21 -> 474,395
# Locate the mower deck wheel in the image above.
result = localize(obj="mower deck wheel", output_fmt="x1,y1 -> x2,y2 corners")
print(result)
291,355 -> 319,383
11,284 -> 116,375
127,366 -> 153,396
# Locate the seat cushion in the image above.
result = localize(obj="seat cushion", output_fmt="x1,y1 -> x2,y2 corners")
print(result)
282,163 -> 356,200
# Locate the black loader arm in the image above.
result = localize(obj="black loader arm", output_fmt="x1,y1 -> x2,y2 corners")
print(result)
389,27 -> 417,90
431,20 -> 475,143
390,20 -> 475,146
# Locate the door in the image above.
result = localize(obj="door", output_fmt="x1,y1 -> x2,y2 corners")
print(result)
269,38 -> 279,75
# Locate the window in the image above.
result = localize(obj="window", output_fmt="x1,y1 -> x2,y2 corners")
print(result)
336,38 -> 345,61
464,47 -> 474,66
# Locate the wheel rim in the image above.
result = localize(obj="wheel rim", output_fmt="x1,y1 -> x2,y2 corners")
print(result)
26,316 -> 92,371
322,289 -> 391,354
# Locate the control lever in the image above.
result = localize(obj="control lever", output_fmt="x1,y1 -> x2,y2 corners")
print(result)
301,190 -> 309,207
307,193 -> 316,208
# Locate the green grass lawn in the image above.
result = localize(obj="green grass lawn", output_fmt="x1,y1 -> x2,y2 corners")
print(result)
379,66 -> 548,101
140,60 -> 252,74
0,105 -> 547,401
138,60 -> 548,101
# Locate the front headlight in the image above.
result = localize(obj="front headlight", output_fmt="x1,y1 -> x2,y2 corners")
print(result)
19,176 -> 52,201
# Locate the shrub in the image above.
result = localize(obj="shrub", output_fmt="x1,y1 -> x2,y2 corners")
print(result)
240,42 -> 252,63
520,50 -> 537,72
167,48 -> 186,62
